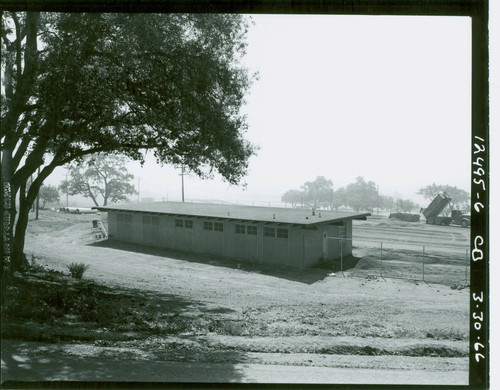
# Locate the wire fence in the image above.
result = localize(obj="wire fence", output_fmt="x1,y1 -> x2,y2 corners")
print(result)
325,237 -> 469,286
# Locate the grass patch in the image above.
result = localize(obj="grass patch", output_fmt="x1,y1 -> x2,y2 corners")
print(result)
67,262 -> 90,279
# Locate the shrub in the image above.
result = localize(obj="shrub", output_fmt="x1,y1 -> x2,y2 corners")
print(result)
28,255 -> 45,273
67,263 -> 90,279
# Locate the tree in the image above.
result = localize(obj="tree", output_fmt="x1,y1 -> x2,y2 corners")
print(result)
417,183 -> 470,210
345,177 -> 378,212
380,195 -> 395,211
281,189 -> 304,208
38,185 -> 60,209
397,199 -> 419,213
1,12 -> 256,271
301,176 -> 334,209
59,154 -> 136,207
331,187 -> 347,210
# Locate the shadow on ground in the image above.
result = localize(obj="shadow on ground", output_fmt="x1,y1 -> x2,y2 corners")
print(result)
1,275 -> 249,383
90,239 -> 360,285
1,340 -> 247,384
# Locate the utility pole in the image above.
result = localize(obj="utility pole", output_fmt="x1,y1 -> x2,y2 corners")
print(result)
179,165 -> 186,202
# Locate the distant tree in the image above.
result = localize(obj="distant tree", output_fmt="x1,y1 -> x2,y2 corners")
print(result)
345,177 -> 378,212
380,195 -> 395,211
300,176 -> 334,209
417,183 -> 469,210
397,199 -> 419,213
281,189 -> 304,208
331,187 -> 348,210
38,185 -> 60,209
59,154 -> 136,207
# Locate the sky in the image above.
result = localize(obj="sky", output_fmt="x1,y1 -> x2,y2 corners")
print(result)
45,14 -> 472,207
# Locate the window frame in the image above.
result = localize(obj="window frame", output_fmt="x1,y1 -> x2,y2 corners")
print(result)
214,222 -> 224,232
277,228 -> 288,239
175,219 -> 184,228
246,225 -> 257,235
264,227 -> 276,237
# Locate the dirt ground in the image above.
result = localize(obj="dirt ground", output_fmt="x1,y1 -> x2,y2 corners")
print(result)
2,210 -> 470,385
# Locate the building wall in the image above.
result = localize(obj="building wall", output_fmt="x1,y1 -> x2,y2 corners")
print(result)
107,212 -> 117,239
108,211 -> 355,268
320,220 -> 353,260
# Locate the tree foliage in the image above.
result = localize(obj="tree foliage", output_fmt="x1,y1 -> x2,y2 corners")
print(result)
281,177 -> 334,209
300,176 -> 333,209
417,183 -> 469,209
59,154 -> 136,207
281,189 -> 303,208
396,199 -> 419,213
281,176 -> 421,213
38,184 -> 60,208
1,12 -> 256,270
344,177 -> 378,212
331,187 -> 347,210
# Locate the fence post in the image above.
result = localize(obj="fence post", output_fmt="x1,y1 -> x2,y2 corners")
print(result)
422,245 -> 425,282
380,242 -> 383,277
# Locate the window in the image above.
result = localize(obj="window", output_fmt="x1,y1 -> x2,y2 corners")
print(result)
277,228 -> 288,239
152,216 -> 160,226
214,222 -> 224,232
124,214 -> 132,223
264,227 -> 275,237
176,219 -> 192,228
338,226 -> 346,238
235,224 -> 245,234
204,221 -> 223,232
246,226 -> 257,235
143,215 -> 151,224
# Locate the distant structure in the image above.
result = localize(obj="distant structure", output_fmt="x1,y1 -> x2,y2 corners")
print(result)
95,202 -> 370,268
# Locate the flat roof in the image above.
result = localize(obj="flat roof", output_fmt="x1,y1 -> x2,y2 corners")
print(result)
95,202 -> 371,226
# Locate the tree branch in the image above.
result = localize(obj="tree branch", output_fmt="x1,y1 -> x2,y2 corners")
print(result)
12,12 -> 22,84
12,134 -> 32,172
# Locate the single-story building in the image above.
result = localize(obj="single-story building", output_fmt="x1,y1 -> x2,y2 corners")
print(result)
95,202 -> 370,268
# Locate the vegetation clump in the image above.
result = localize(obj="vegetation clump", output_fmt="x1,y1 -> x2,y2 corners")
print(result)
67,262 -> 90,279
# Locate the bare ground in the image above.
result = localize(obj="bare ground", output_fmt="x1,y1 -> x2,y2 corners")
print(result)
2,210 -> 470,384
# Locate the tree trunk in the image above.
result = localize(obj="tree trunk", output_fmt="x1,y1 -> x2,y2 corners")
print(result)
86,183 -> 100,207
10,160 -> 59,272
11,191 -> 31,272
1,146 -> 13,278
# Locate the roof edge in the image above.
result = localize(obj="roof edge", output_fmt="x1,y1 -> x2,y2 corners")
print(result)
93,206 -> 372,226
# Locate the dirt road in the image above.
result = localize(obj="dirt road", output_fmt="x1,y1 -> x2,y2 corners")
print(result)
353,217 -> 470,251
